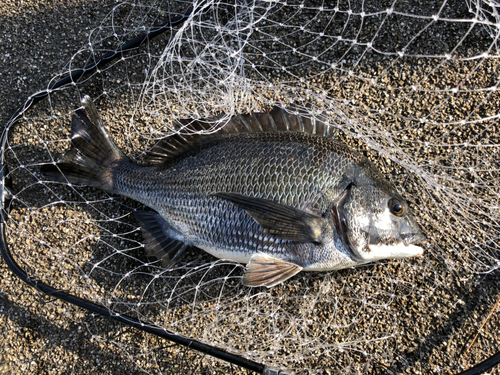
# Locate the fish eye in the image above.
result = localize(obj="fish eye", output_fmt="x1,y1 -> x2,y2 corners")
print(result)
388,198 -> 404,216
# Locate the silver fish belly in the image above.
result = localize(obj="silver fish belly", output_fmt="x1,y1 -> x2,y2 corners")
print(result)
42,96 -> 426,287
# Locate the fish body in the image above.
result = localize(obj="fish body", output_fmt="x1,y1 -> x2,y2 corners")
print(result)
115,132 -> 355,270
42,96 -> 425,287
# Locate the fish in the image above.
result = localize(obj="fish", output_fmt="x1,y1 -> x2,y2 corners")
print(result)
41,95 -> 426,288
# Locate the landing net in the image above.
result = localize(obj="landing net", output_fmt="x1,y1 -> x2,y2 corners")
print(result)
2,0 -> 499,373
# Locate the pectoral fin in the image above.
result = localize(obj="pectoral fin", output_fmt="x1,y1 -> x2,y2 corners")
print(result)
134,210 -> 189,268
243,253 -> 303,288
212,192 -> 324,243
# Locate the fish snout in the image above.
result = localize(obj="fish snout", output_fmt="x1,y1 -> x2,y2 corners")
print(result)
401,231 -> 426,246
397,232 -> 426,258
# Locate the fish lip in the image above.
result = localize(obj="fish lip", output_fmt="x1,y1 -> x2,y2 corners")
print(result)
402,232 -> 427,247
401,233 -> 426,257
366,241 -> 424,259
406,243 -> 424,257
399,242 -> 425,257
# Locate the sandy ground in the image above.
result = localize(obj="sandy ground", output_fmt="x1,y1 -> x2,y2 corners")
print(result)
1,0 -> 499,374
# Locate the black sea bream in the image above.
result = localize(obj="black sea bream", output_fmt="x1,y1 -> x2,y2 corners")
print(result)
42,96 -> 426,287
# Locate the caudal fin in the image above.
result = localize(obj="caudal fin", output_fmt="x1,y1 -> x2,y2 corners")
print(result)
41,95 -> 126,192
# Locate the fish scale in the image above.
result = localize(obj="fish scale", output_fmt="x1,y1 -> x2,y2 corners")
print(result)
42,96 -> 426,287
117,133 -> 343,206
112,134 -> 345,257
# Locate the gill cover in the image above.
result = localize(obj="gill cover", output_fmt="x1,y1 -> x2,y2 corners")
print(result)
330,183 -> 362,260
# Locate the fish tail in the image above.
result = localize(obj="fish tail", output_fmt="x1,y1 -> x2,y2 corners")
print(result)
41,95 -> 126,192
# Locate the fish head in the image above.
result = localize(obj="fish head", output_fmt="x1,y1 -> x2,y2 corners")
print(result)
332,181 -> 426,263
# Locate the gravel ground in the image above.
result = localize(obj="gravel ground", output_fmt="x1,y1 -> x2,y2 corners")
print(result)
1,0 -> 499,374
0,1 -> 199,374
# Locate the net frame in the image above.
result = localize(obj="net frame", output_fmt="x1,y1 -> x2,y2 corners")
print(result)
1,0 -> 499,374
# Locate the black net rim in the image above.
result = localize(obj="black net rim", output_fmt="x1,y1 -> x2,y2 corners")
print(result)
0,1 -> 498,374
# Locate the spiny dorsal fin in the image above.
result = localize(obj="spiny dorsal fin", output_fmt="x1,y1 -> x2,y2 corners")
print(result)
242,253 -> 303,288
145,117 -> 222,164
145,105 -> 334,164
212,192 -> 324,243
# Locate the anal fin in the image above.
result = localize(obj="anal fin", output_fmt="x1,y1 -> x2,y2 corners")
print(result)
243,253 -> 303,288
134,210 -> 189,268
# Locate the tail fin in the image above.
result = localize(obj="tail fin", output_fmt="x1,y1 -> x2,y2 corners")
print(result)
41,95 -> 126,192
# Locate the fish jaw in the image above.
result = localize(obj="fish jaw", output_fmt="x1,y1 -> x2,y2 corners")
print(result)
365,242 -> 424,261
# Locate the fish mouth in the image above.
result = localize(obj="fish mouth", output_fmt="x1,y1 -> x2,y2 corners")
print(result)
364,232 -> 426,261
366,241 -> 424,260
384,232 -> 426,259
401,232 -> 427,247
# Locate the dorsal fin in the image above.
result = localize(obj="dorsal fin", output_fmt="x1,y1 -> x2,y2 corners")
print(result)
145,105 -> 334,164
145,117 -> 220,164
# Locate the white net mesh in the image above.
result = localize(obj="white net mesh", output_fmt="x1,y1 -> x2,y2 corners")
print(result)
2,0 -> 500,373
